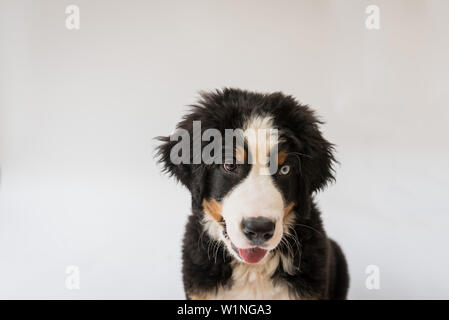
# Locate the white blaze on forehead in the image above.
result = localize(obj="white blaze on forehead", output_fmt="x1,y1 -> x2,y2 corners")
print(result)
221,115 -> 285,250
243,116 -> 280,170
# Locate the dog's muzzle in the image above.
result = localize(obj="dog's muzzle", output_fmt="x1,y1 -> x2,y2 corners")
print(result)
222,218 -> 272,264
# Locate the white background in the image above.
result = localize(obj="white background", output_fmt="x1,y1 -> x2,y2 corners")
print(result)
1,0 -> 448,299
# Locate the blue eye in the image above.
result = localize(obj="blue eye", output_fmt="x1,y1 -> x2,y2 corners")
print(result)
279,165 -> 291,175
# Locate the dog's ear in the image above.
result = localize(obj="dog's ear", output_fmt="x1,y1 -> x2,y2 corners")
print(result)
302,122 -> 335,193
298,114 -> 336,193
278,97 -> 336,193
155,135 -> 192,188
155,125 -> 208,208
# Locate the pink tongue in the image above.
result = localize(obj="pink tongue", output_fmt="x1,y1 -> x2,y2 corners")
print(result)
238,247 -> 268,264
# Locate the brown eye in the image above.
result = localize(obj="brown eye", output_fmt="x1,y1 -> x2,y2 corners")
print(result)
223,163 -> 236,172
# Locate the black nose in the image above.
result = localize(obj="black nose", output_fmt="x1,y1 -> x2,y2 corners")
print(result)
241,217 -> 275,245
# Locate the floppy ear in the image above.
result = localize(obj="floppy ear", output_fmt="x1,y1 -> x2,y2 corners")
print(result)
278,96 -> 336,194
301,120 -> 336,193
155,135 -> 192,188
155,134 -> 208,209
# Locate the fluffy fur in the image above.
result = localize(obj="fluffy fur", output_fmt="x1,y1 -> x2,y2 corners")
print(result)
156,88 -> 349,299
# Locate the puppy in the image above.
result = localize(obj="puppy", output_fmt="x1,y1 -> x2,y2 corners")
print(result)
156,88 -> 349,299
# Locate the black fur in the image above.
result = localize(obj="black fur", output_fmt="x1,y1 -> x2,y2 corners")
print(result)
156,88 -> 349,299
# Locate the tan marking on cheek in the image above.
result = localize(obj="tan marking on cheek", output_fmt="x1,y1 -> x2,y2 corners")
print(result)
202,199 -> 223,222
189,293 -> 212,300
278,150 -> 288,165
235,145 -> 246,163
283,202 -> 295,218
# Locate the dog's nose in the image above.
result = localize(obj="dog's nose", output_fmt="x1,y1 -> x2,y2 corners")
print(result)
241,217 -> 275,244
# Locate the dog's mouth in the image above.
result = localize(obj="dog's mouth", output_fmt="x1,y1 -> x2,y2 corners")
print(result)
237,247 -> 268,264
222,220 -> 268,264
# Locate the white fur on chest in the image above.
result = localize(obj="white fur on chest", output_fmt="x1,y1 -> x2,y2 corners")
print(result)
211,253 -> 293,300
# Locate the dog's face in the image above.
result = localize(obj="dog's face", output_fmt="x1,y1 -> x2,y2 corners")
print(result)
203,116 -> 298,264
157,89 -> 334,265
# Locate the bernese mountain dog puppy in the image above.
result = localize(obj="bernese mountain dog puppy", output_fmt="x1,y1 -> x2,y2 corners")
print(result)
156,88 -> 349,300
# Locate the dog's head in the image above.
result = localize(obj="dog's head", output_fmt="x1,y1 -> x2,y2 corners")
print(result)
156,89 -> 335,265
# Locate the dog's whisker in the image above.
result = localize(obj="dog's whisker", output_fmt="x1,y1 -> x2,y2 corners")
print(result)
285,228 -> 301,256
197,224 -> 207,250
206,239 -> 216,262
286,151 -> 312,158
285,232 -> 302,271
293,223 -> 324,236
280,236 -> 294,264
213,241 -> 221,264
222,242 -> 226,261
281,225 -> 303,272
290,229 -> 303,263
285,236 -> 296,262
